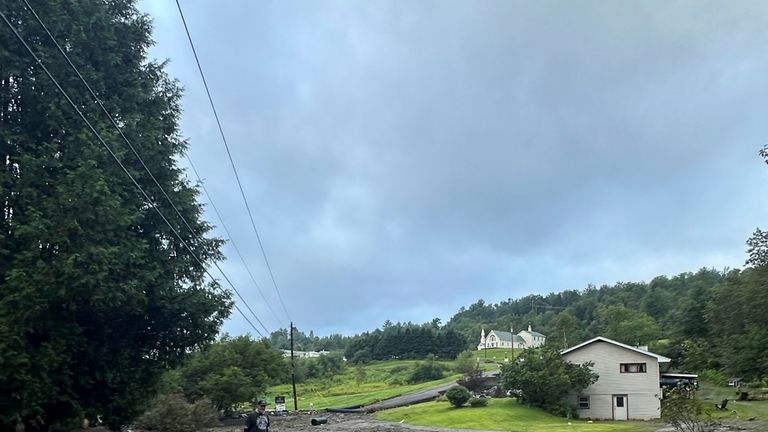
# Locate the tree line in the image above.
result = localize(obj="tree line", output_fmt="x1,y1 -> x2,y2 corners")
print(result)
276,257 -> 767,383
444,265 -> 767,382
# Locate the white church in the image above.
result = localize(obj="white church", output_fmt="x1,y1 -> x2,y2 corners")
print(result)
477,324 -> 547,350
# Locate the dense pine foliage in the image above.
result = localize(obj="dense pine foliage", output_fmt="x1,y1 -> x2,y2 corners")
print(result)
344,322 -> 467,363
0,1 -> 230,429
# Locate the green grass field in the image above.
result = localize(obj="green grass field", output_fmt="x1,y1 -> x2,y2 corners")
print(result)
695,381 -> 768,422
264,357 -> 768,432
375,398 -> 654,432
266,359 -> 466,410
266,356 -> 504,410
476,348 -> 521,363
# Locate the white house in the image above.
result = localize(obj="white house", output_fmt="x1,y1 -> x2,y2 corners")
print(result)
281,349 -> 329,358
477,324 -> 546,350
560,336 -> 670,421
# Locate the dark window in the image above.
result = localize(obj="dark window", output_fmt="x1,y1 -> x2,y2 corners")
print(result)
616,396 -> 624,407
578,396 -> 590,409
620,363 -> 647,373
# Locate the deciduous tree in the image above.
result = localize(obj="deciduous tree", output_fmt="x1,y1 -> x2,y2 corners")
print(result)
501,347 -> 597,415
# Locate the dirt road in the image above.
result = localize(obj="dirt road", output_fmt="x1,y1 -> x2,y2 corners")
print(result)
220,411 -> 767,432
219,411 -> 495,432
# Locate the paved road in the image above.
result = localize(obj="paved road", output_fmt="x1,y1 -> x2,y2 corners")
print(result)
327,380 -> 460,413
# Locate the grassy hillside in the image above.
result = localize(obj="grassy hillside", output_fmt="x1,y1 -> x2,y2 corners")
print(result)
265,353 -> 511,410
267,359 -> 479,410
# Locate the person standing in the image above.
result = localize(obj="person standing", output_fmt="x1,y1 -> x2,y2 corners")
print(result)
244,400 -> 270,432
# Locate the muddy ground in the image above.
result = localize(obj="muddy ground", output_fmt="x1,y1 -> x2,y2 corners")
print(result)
217,411 -> 768,432
219,411 -> 511,432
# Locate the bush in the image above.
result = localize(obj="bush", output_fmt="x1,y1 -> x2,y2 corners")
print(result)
661,385 -> 707,432
698,369 -> 726,384
547,402 -> 579,419
445,386 -> 471,407
389,365 -> 411,374
453,350 -> 478,375
468,397 -> 488,407
136,394 -> 219,432
408,362 -> 444,384
350,349 -> 372,364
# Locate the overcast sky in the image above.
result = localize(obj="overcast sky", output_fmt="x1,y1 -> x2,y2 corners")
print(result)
136,0 -> 768,338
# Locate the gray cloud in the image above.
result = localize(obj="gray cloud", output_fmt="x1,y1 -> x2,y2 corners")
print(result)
139,0 -> 768,336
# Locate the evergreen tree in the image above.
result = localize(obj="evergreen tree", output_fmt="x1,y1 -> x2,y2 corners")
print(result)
0,1 -> 230,429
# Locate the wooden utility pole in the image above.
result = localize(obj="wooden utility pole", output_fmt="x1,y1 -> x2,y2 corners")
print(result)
290,322 -> 298,411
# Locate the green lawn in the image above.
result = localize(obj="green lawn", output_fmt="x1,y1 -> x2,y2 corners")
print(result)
476,348 -> 520,363
695,381 -> 768,422
375,398 -> 654,432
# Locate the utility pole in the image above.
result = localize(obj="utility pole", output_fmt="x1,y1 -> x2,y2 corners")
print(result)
290,322 -> 298,411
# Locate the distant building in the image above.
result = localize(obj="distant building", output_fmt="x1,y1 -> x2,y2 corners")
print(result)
281,350 -> 329,358
477,324 -> 546,350
660,373 -> 698,390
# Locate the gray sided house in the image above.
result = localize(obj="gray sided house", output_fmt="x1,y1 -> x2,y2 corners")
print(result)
561,337 -> 670,421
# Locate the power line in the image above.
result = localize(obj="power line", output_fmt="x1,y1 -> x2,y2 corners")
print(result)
16,0 -> 272,336
186,155 -> 283,328
20,0 -> 271,336
174,0 -> 292,323
1,6 -> 266,337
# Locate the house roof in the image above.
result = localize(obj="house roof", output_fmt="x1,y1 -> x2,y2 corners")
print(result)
489,330 -> 511,341
488,330 -> 524,343
560,336 -> 671,363
521,330 -> 546,337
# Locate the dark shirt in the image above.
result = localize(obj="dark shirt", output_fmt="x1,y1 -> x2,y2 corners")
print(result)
244,410 -> 269,432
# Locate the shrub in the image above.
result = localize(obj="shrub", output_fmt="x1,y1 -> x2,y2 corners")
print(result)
350,349 -> 372,364
445,386 -> 471,407
408,362 -> 444,384
548,402 -> 579,419
136,394 -> 219,432
698,369 -> 726,384
453,350 -> 478,375
468,397 -> 488,407
389,365 -> 411,374
661,385 -> 707,432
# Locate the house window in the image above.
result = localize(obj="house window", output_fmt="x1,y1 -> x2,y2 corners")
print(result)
620,363 -> 647,373
577,396 -> 590,409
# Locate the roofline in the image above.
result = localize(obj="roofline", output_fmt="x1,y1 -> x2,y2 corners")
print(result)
560,336 -> 671,363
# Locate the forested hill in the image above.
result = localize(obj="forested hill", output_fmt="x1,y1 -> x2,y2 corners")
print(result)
445,267 -> 726,348
275,265 -> 767,381
445,266 -> 767,380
